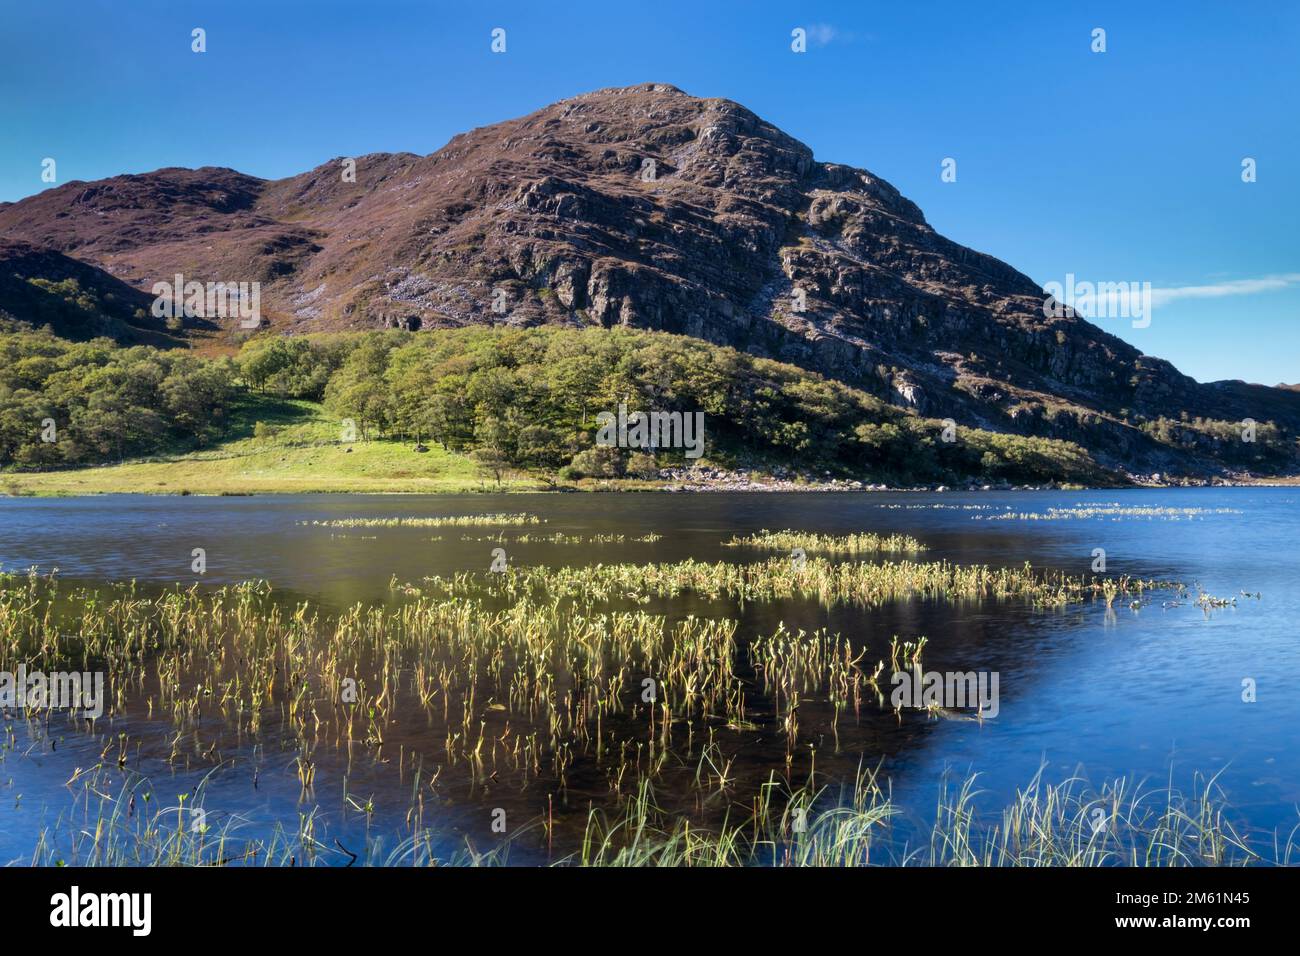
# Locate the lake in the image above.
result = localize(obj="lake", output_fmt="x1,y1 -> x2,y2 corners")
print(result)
1,488 -> 1296,865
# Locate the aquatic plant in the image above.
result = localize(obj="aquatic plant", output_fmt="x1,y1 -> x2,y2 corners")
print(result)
416,556 -> 1174,610
300,513 -> 543,528
0,553 -> 1229,871
25,761 -> 1295,868
975,505 -> 1242,522
723,529 -> 926,555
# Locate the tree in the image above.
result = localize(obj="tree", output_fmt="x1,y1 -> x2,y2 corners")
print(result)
472,415 -> 514,487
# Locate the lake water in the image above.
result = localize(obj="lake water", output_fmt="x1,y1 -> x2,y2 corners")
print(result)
1,488 -> 1296,864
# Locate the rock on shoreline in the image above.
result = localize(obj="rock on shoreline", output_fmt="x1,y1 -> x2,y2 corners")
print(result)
652,466 -> 1276,493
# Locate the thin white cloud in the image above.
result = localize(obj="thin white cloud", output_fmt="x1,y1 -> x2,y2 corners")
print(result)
807,23 -> 839,47
1149,273 -> 1300,307
1041,272 -> 1300,325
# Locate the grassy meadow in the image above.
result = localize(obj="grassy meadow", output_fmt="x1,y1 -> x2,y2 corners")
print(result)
2,395 -> 539,495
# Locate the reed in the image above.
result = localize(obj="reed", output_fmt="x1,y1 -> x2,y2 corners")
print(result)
554,764 -> 1291,868
300,513 -> 543,528
976,505 -> 1242,522
416,556 -> 1174,610
33,761 -> 1284,867
0,552 -> 1226,870
723,529 -> 926,555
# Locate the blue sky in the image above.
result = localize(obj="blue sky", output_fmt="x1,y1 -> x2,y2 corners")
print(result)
1,0 -> 1296,385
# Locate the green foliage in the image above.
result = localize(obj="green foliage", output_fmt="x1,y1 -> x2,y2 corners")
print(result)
1139,414 -> 1290,470
4,277 -> 154,341
253,420 -> 282,442
237,335 -> 348,400
570,445 -> 625,479
25,277 -> 115,329
0,322 -> 235,469
313,326 -> 1106,484
27,278 -> 105,317
2,321 -> 1112,484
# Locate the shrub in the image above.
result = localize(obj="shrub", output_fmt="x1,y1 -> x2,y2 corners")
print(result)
626,452 -> 660,479
570,445 -> 625,478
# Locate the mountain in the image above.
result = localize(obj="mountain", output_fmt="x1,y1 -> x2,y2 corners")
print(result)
1,83 -> 1295,478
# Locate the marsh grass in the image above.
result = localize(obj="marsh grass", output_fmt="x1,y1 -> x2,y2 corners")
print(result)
417,556 -> 1172,609
28,761 -> 1293,868
2,553 -> 1242,870
462,532 -> 661,544
544,763 -> 1295,867
723,529 -> 926,555
0,556 -> 1172,816
301,513 -> 543,528
976,505 -> 1243,522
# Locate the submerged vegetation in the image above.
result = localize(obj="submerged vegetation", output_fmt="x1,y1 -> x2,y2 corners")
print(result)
975,504 -> 1245,521
414,556 -> 1170,609
26,759 -> 1288,867
1,541 -> 1252,869
723,529 -> 926,555
301,513 -> 543,528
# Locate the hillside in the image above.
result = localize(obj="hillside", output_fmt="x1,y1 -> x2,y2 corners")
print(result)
3,323 -> 1130,494
0,240 -> 179,345
1,83 -> 1297,479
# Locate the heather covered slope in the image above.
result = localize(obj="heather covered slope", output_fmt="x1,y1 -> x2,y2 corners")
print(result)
1,83 -> 1296,478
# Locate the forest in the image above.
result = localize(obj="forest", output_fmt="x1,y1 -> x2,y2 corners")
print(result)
0,317 -> 1146,486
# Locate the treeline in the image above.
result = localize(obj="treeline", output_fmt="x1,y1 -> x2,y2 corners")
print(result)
1139,414 -> 1290,470
2,319 -> 1110,484
272,325 -> 1105,484
0,320 -> 236,467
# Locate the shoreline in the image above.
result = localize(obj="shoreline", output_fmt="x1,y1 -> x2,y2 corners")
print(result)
4,466 -> 1297,498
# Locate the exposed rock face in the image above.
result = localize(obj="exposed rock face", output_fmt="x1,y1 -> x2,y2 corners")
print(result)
1,83 -> 1295,474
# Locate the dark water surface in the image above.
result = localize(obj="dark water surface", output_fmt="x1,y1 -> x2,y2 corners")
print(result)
1,489 -> 1296,864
